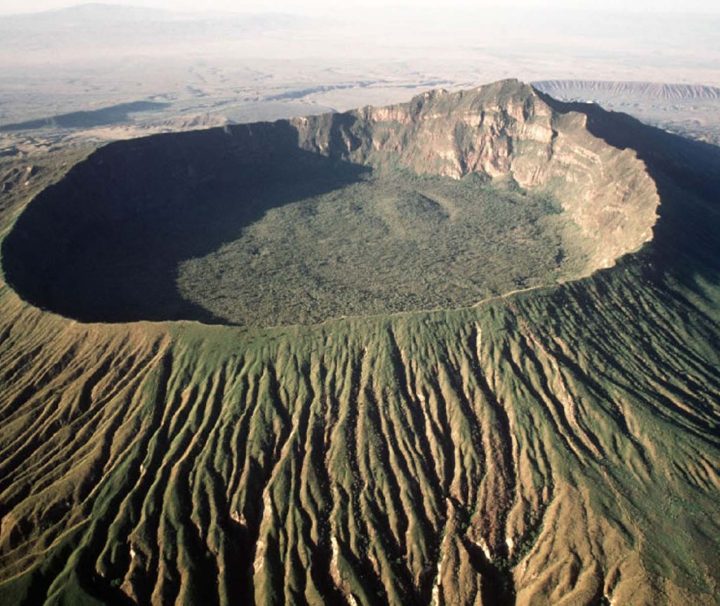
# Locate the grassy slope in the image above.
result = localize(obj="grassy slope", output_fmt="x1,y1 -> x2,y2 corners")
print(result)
0,105 -> 719,605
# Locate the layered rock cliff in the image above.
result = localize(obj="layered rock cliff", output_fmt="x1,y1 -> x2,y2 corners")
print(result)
293,79 -> 659,271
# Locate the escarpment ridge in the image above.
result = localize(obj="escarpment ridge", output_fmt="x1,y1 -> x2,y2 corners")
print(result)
534,79 -> 720,101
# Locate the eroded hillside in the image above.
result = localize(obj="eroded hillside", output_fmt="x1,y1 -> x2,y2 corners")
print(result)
0,82 -> 718,606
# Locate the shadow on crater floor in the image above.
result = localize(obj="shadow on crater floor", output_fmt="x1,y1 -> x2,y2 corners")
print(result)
2,121 -> 370,324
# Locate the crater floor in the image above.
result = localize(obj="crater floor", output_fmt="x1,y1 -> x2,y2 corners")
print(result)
178,170 -> 581,326
1,143 -> 583,328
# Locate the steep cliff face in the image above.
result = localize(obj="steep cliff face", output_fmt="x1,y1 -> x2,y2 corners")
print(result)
293,79 -> 659,271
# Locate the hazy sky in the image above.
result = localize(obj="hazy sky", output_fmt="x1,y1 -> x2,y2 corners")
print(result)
1,0 -> 720,14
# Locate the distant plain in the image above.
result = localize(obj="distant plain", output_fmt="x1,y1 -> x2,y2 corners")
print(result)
2,4 -> 720,155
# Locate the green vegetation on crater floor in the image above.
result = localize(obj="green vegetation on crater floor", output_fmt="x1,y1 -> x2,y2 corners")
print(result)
178,170 -> 578,326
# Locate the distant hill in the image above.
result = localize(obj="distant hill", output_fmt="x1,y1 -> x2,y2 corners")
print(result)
533,79 -> 720,146
3,2 -> 172,21
534,79 -> 720,101
0,3 -> 313,56
0,100 -> 169,132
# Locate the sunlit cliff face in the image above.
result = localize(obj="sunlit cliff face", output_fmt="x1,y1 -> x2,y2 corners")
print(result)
294,79 -> 659,271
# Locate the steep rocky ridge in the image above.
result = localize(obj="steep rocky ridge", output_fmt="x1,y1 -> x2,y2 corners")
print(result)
293,79 -> 659,271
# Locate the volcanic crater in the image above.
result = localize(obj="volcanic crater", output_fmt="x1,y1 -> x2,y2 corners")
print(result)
2,79 -> 659,327
1,78 -> 720,606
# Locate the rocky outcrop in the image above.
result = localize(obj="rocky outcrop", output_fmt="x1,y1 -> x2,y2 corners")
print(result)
292,79 -> 660,271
